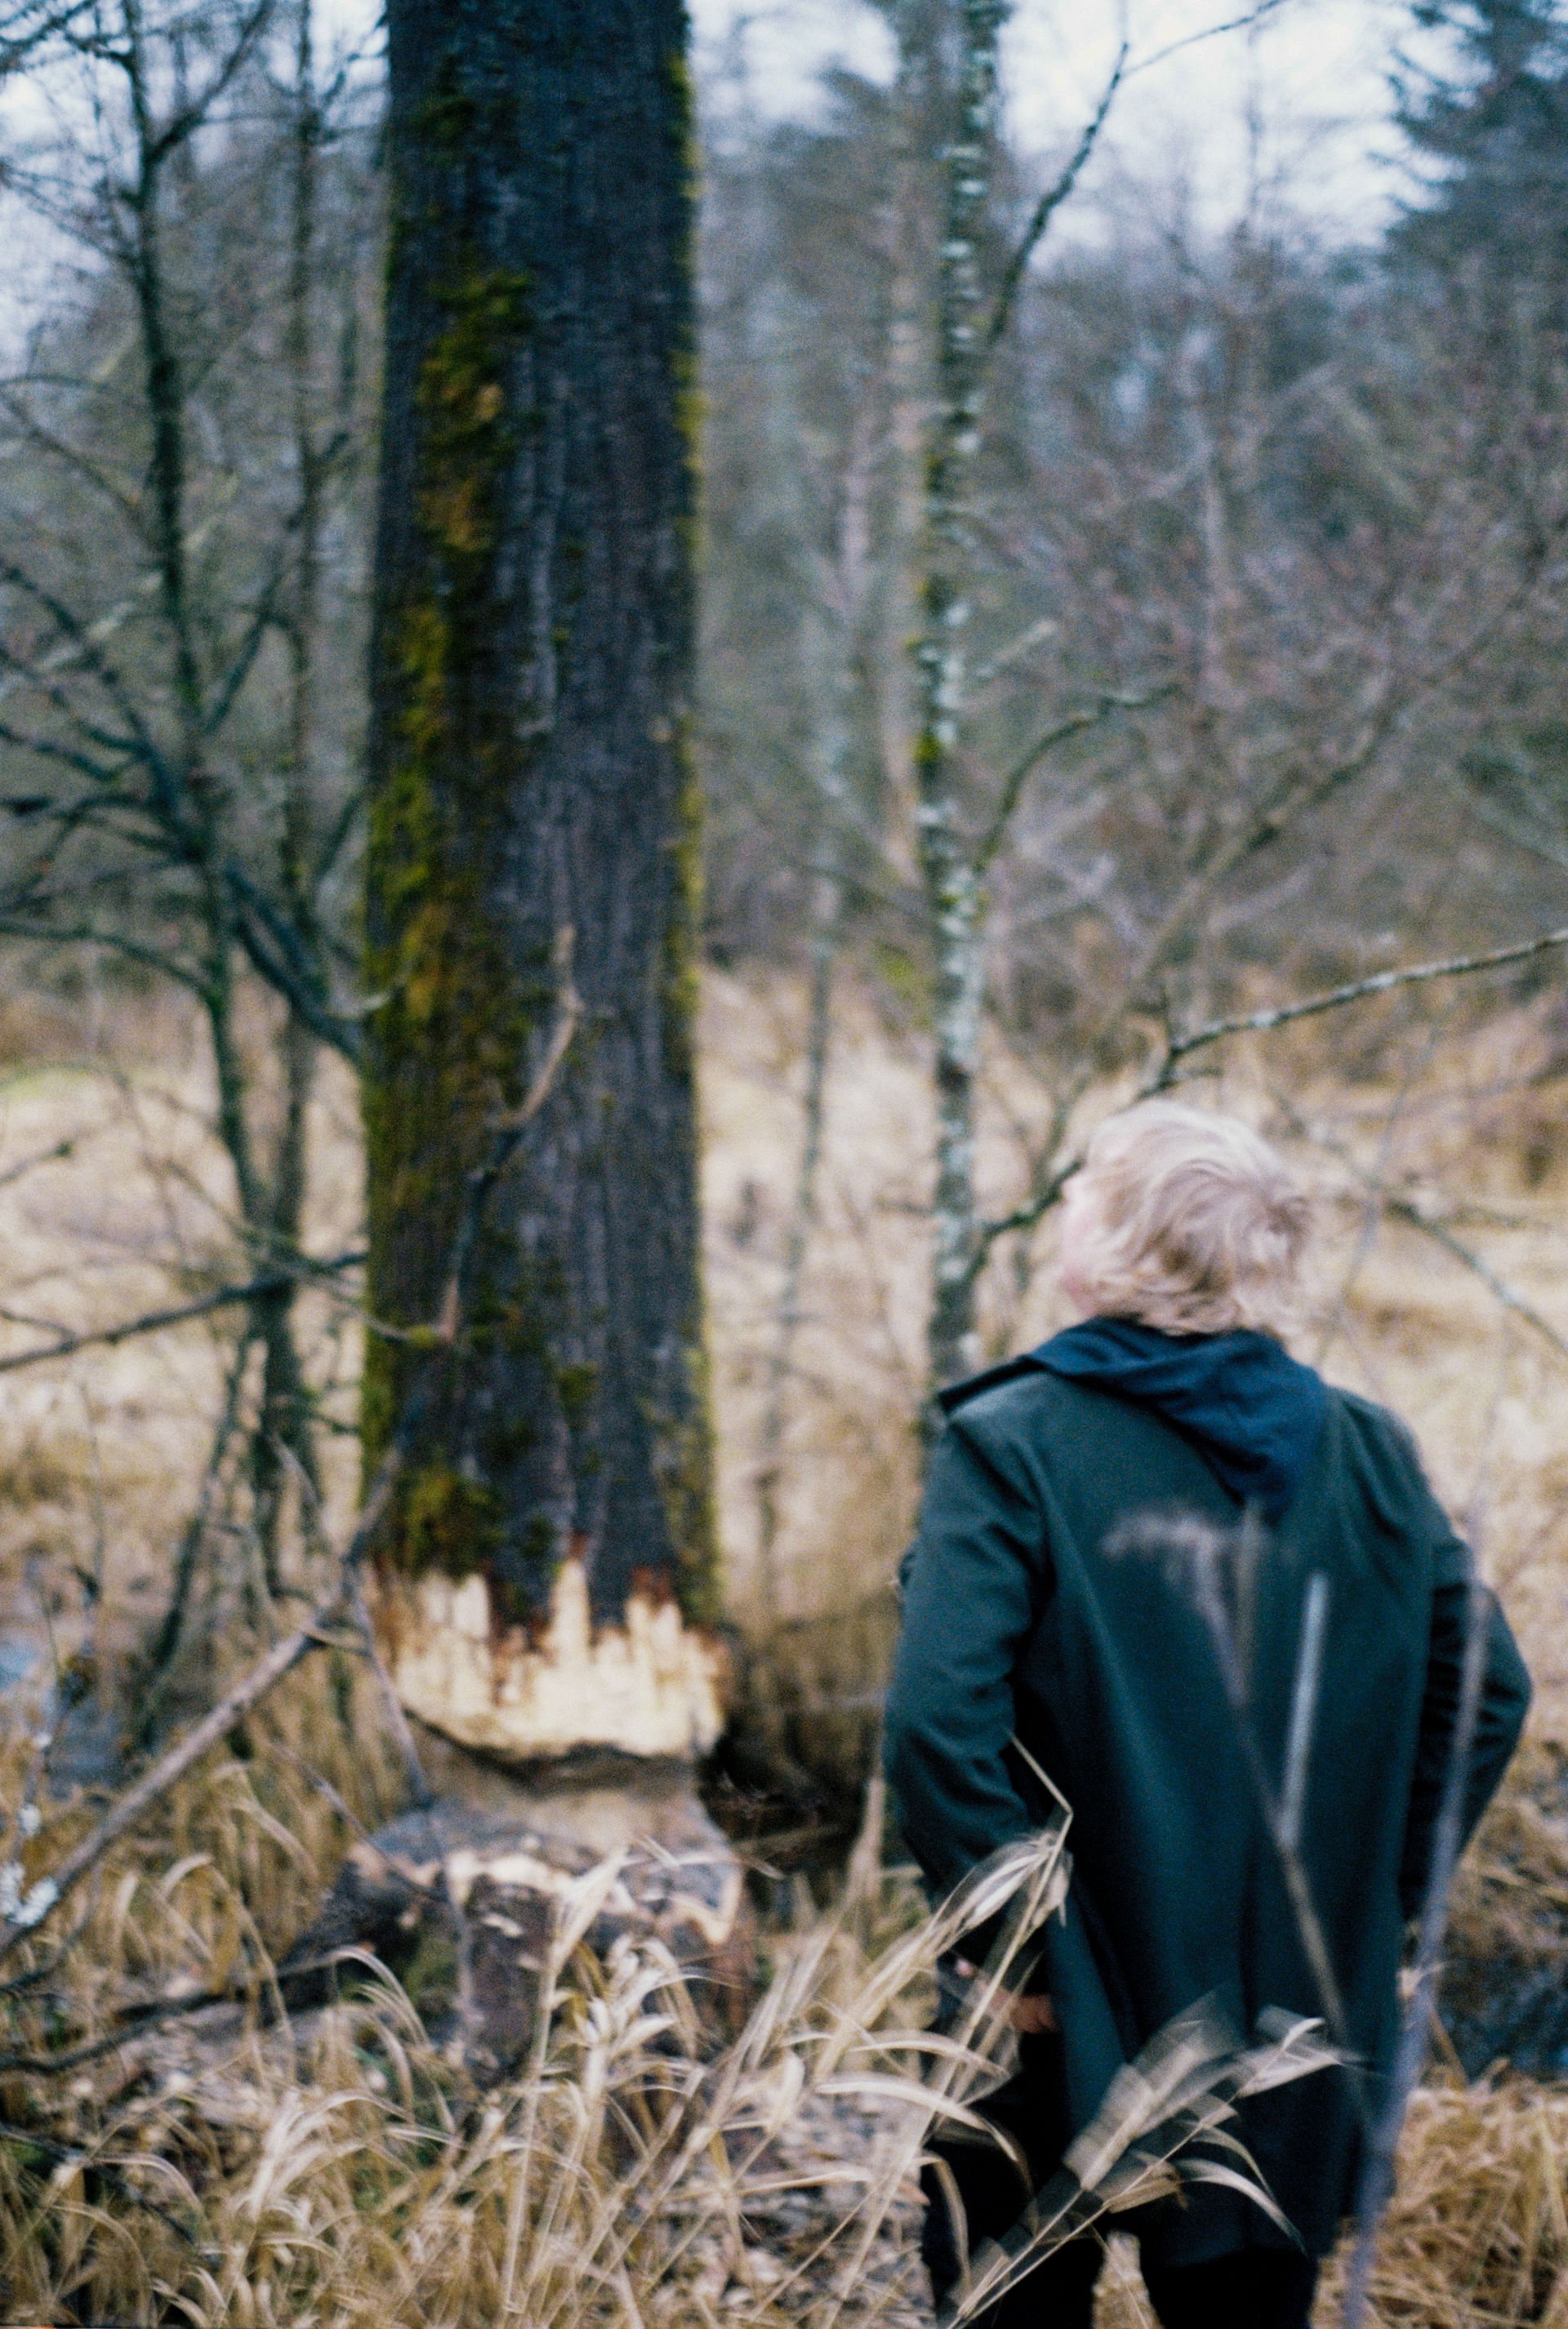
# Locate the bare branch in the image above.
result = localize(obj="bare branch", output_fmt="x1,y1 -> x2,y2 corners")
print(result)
973,1154 -> 1080,1265
0,912 -> 209,993
0,1252 -> 363,1378
141,0 -> 278,168
0,0 -> 96,75
1388,1200 -> 1568,1365
1277,1096 -> 1568,1369
1152,922 -> 1568,1084
0,931 -> 582,1958
974,684 -> 1176,876
1128,0 -> 1294,78
965,915 -> 1558,1271
224,859 -> 363,1062
0,385 -> 145,533
983,44 -> 1127,353
0,555 -> 185,818
0,1136 -> 75,1193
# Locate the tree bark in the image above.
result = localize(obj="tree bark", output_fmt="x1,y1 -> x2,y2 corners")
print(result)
914,0 -> 1006,1394
363,0 -> 725,1772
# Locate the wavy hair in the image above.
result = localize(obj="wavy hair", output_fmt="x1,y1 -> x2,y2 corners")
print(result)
1064,1101 -> 1312,1338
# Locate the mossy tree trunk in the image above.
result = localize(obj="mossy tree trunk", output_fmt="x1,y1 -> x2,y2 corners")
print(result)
363,0 -> 724,1774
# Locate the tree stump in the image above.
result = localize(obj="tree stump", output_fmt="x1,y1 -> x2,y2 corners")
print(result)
283,1736 -> 751,2080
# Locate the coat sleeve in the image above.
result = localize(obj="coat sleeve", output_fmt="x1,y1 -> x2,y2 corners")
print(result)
1398,1575 -> 1531,1917
883,1418 -> 1047,1904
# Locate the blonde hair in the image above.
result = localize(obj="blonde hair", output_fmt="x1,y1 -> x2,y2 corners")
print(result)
1065,1101 -> 1312,1338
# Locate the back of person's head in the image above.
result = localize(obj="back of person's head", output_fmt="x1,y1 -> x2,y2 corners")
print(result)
1061,1100 -> 1312,1339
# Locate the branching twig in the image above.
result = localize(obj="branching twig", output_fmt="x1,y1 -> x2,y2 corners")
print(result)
983,44 -> 1127,352
1150,922 -> 1568,1086
1276,1095 -> 1568,1368
0,1250 -> 364,1377
973,920 -> 1568,1280
973,685 -> 1174,876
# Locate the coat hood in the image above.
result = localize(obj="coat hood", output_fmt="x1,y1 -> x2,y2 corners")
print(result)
1031,1316 -> 1328,1522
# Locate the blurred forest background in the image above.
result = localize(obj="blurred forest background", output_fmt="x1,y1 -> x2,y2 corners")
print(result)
1,3 -> 1567,2315
2,0 -> 1566,1774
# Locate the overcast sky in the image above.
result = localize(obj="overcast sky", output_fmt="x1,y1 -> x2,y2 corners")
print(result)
688,0 -> 1432,242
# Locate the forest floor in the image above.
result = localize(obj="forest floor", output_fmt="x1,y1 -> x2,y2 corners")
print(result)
0,969 -> 1563,2322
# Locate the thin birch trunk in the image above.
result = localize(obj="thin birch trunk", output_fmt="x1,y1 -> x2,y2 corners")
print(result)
913,0 -> 1006,1394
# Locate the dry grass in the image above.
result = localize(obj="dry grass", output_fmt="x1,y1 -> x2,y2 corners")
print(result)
0,1677 -> 1561,2327
0,1684 -> 1026,2327
0,966 -> 1566,2320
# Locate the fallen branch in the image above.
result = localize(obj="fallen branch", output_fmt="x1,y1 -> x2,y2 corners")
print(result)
0,1249 -> 364,1377
0,2116 -> 205,2251
0,1500 -> 380,1962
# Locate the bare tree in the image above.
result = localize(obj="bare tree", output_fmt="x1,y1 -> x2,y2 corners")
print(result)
0,0 -> 378,1688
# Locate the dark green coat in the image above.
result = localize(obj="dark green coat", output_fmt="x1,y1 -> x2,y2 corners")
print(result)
884,1363 -> 1530,2264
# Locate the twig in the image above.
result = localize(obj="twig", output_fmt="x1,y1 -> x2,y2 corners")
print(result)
983,44 -> 1127,352
1276,1094 -> 1568,1368
973,686 -> 1174,876
0,1133 -> 76,1191
1384,1200 -> 1568,1365
1150,922 -> 1568,1085
0,1249 -> 363,1376
973,1154 -> 1080,1263
1127,0 -> 1292,78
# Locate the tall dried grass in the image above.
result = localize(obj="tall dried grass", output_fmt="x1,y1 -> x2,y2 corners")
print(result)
0,969 -> 1565,2321
0,1686 -> 1030,2327
0,1677 -> 1561,2327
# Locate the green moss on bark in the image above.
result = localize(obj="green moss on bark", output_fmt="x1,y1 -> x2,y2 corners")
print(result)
362,260 -> 542,1550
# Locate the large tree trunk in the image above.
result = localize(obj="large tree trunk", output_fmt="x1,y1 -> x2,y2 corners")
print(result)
362,0 -> 724,1776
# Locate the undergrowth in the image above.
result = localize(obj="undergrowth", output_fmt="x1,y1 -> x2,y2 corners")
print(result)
0,1676 -> 1561,2326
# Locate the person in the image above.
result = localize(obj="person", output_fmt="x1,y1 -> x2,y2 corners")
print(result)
884,1100 -> 1531,2329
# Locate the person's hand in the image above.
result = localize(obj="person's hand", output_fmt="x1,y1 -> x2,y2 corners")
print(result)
954,1961 -> 1058,2034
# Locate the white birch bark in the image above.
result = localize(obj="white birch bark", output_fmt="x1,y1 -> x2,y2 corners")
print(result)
914,0 -> 1007,1393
